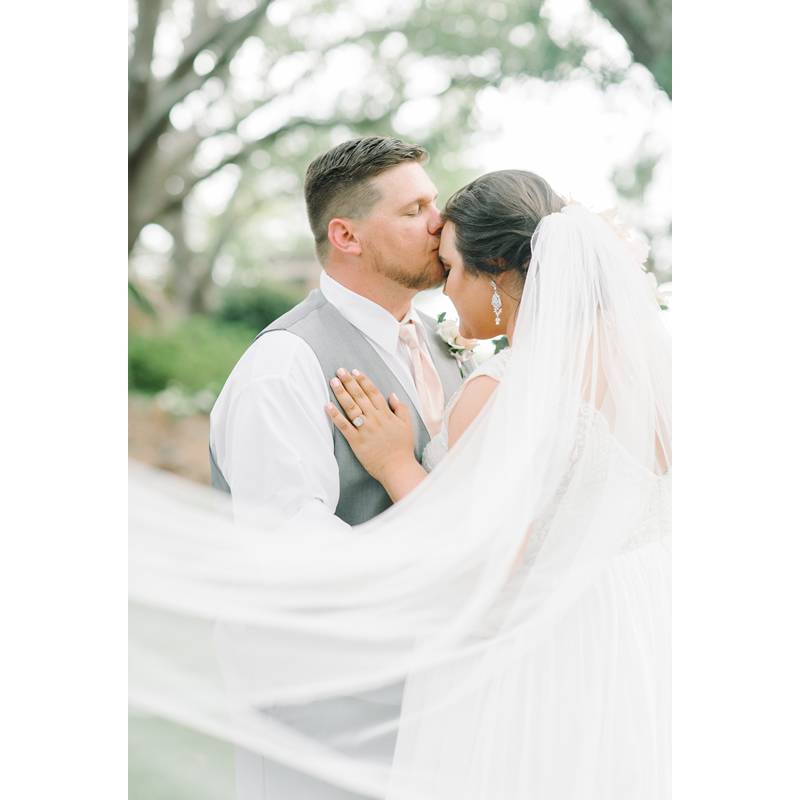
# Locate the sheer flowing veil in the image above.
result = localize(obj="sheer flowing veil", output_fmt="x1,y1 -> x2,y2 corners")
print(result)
130,203 -> 671,798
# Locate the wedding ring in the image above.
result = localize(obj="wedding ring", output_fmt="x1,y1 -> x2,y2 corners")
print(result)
352,415 -> 365,429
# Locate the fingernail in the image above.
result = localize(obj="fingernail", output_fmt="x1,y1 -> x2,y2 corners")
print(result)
325,403 -> 335,412
330,378 -> 341,388
336,368 -> 347,377
352,369 -> 361,376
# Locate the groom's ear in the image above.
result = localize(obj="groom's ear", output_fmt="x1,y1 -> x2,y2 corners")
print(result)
327,218 -> 363,257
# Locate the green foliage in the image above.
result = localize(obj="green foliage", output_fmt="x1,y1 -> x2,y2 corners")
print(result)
215,282 -> 306,333
128,316 -> 255,395
589,0 -> 671,97
492,335 -> 510,354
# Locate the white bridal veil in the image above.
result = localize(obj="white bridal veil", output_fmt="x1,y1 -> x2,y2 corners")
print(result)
129,204 -> 671,798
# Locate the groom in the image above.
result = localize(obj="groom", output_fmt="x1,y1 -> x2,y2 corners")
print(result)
210,136 -> 464,527
209,136 -> 466,798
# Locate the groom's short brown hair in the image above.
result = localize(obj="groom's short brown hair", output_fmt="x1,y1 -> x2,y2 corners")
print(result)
304,136 -> 428,261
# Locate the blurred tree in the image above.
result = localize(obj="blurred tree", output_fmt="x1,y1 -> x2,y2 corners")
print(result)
589,0 -> 671,96
129,0 -> 669,314
129,0 -> 601,313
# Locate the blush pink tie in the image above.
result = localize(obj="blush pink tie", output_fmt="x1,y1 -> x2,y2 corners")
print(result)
398,320 -> 445,437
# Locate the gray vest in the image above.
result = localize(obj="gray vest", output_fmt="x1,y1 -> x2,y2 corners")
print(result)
210,289 -> 464,525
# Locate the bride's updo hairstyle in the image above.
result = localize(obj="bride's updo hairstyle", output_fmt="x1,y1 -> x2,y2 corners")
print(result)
442,170 -> 565,281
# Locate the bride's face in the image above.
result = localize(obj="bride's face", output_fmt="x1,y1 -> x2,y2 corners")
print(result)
439,221 -> 504,339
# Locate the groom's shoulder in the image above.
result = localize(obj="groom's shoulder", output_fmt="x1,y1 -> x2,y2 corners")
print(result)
242,288 -> 343,374
228,327 -> 319,389
259,289 -> 327,336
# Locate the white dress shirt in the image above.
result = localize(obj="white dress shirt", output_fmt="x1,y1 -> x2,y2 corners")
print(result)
209,271 -> 433,529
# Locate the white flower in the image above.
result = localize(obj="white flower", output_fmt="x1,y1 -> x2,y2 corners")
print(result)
654,280 -> 672,309
436,318 -> 479,352
599,207 -> 651,267
435,315 -> 482,377
597,209 -> 669,310
645,273 -> 672,309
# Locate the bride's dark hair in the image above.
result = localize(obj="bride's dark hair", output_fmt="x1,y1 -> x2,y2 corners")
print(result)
442,170 -> 565,279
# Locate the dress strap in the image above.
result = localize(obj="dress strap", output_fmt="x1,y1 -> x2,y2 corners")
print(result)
464,347 -> 512,386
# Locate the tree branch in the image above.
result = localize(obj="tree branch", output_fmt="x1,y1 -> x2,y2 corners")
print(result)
590,0 -> 671,96
154,116 -> 343,219
169,1 -> 242,88
129,0 -> 164,119
128,0 -> 273,164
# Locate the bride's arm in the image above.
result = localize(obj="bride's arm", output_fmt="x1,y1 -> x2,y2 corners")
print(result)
446,376 -> 500,449
325,371 -> 500,503
378,458 -> 429,503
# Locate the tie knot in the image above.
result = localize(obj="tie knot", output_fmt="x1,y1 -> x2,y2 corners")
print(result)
398,320 -> 421,349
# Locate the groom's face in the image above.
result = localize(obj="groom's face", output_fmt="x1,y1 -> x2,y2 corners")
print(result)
356,162 -> 445,290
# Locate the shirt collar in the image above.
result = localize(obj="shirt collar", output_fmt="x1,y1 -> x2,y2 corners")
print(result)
319,271 -> 422,355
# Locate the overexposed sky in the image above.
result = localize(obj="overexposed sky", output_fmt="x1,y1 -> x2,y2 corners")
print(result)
472,73 -> 671,221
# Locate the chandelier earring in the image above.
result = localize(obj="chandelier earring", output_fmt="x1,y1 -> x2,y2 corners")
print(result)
490,279 -> 503,326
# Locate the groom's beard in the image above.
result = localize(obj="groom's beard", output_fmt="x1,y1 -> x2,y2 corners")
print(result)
370,249 -> 445,291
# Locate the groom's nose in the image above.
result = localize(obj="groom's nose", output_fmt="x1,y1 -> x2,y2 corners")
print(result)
428,205 -> 443,236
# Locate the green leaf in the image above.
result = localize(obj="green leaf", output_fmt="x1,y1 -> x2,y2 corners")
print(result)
492,336 -> 509,354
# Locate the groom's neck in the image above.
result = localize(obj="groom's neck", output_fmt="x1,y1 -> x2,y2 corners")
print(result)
324,266 -> 413,321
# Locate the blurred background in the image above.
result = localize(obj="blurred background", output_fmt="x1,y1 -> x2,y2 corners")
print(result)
129,1 -> 670,793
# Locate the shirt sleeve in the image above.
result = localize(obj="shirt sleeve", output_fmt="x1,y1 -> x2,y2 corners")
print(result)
211,331 -> 348,530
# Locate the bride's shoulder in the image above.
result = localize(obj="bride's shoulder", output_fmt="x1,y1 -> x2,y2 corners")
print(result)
443,349 -> 511,448
466,346 -> 512,384
447,372 -> 501,448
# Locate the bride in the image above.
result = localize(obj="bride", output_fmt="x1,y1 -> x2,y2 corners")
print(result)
326,170 -> 576,493
130,171 -> 671,799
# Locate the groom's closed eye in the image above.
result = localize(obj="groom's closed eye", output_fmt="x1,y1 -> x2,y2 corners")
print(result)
402,193 -> 438,216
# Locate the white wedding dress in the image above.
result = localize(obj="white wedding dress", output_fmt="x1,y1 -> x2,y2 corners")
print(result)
129,203 -> 671,799
397,346 -> 669,799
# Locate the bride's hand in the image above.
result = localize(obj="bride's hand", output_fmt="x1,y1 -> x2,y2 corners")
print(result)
325,368 -> 416,484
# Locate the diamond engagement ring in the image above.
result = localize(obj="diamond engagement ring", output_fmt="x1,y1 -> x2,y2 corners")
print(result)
352,415 -> 365,428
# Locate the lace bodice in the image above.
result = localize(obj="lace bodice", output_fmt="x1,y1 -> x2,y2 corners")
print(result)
422,347 -> 513,472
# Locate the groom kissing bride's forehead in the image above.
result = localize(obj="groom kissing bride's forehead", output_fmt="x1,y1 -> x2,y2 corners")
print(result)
210,135 -> 468,535
305,136 -> 447,296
